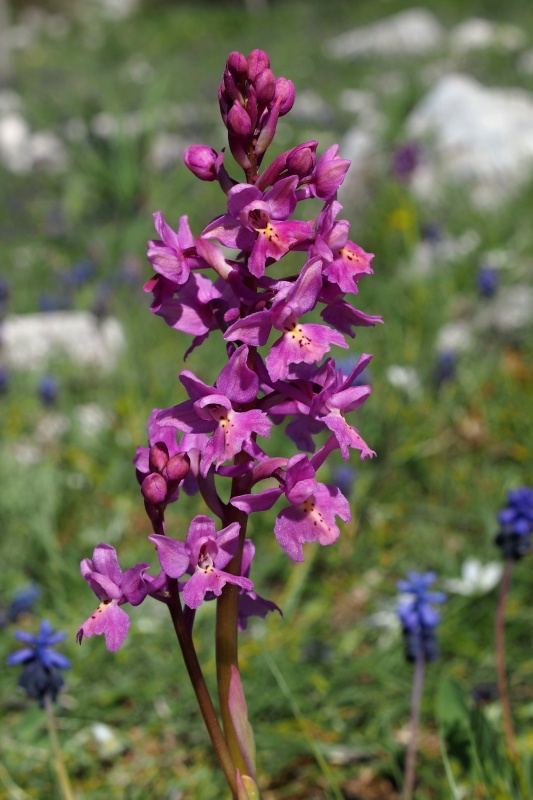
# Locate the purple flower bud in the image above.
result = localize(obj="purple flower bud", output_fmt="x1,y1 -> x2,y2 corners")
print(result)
287,143 -> 316,178
247,49 -> 270,82
141,473 -> 168,505
245,84 -> 259,132
166,453 -> 190,482
226,51 -> 248,80
149,442 -> 169,473
183,145 -> 218,182
255,104 -> 280,156
223,69 -> 242,103
274,77 -> 295,116
227,101 -> 252,137
254,68 -> 276,106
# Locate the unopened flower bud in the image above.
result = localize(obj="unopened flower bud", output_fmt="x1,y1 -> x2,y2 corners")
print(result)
226,51 -> 248,80
247,49 -> 270,82
253,68 -> 276,106
223,69 -> 242,103
287,142 -> 316,178
184,145 -> 218,181
166,453 -> 190,482
141,473 -> 168,505
227,101 -> 252,137
149,441 -> 169,473
274,77 -> 295,116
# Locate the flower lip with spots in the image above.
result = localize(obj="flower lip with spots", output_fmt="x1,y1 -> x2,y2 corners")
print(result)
76,543 -> 152,652
149,515 -> 253,609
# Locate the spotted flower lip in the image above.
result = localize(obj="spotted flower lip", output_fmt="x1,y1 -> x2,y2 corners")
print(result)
147,212 -> 206,287
156,346 -> 272,476
231,452 -> 351,562
149,515 -> 253,609
201,177 -> 313,278
76,544 -> 151,652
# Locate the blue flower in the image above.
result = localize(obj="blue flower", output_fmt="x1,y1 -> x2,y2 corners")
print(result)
477,265 -> 498,298
7,620 -> 70,705
396,572 -> 446,663
495,486 -> 533,560
38,375 -> 58,406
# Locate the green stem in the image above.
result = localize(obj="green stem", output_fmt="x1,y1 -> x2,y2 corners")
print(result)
166,579 -> 238,797
43,695 -> 75,800
216,501 -> 249,779
495,559 -> 517,760
402,651 -> 425,800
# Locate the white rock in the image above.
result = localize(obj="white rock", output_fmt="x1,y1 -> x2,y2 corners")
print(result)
473,285 -> 533,336
436,320 -> 474,353
90,0 -> 139,20
517,49 -> 533,76
2,312 -> 126,371
406,74 -> 533,207
74,403 -> 113,437
325,8 -> 444,59
29,131 -> 68,171
450,18 -> 526,53
291,90 -> 332,124
0,112 -> 32,172
386,365 -> 421,395
338,127 -> 382,202
150,133 -> 186,172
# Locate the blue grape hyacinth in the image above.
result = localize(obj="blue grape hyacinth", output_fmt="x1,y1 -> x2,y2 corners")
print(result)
7,620 -> 71,705
495,486 -> 533,560
396,572 -> 446,663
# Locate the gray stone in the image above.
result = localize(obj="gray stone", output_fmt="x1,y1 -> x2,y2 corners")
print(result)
406,74 -> 533,207
325,8 -> 444,59
2,312 -> 126,371
473,285 -> 533,337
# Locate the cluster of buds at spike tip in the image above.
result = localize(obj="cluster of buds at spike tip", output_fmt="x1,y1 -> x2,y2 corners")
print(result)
133,411 -> 191,535
217,50 -> 295,176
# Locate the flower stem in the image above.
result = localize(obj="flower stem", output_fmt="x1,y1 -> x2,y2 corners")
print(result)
402,651 -> 425,800
495,558 -> 518,760
43,695 -> 75,800
216,501 -> 249,779
166,579 -> 238,797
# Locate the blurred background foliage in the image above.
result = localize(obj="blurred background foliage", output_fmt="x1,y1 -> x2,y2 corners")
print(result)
0,0 -> 532,798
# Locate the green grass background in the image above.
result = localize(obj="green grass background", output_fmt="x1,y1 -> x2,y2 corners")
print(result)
1,0 -> 532,797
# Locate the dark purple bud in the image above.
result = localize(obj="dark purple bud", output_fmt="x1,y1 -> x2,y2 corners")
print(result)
223,69 -> 242,103
254,68 -> 276,106
218,83 -> 230,123
184,145 -> 218,181
226,51 -> 248,80
274,77 -> 295,116
247,49 -> 270,82
287,143 -> 316,178
255,103 -> 280,156
149,442 -> 169,473
166,453 -> 190,482
228,134 -> 251,171
227,101 -> 252,137
246,85 -> 258,132
141,473 -> 168,505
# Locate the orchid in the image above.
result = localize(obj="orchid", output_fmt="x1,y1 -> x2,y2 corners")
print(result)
79,49 -> 381,798
76,544 -> 151,652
